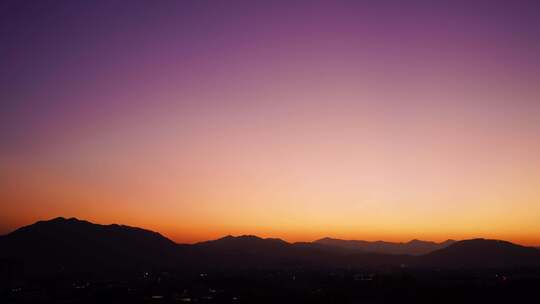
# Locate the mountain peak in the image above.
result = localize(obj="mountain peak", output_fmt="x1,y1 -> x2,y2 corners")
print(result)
34,216 -> 92,226
315,237 -> 342,242
7,217 -> 176,246
441,239 -> 456,244
195,234 -> 289,249
317,237 -> 337,242
216,234 -> 263,241
43,216 -> 76,223
217,234 -> 287,243
422,238 -> 540,268
0,217 -> 178,274
407,239 -> 431,244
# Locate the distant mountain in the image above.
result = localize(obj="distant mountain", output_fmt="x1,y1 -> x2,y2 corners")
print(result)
420,239 -> 540,268
0,217 -> 177,274
2,218 -> 540,275
181,235 -> 343,270
194,235 -> 289,251
315,237 -> 455,255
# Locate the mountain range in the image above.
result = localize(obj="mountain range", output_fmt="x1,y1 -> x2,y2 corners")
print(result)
314,237 -> 455,255
1,217 -> 539,275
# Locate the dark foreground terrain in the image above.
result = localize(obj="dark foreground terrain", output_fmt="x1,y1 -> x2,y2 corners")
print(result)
3,266 -> 540,304
2,218 -> 540,303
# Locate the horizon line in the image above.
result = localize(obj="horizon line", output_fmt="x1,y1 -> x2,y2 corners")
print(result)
3,216 -> 539,248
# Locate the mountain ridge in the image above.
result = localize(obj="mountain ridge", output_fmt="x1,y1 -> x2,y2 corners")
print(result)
0,218 -> 527,249
421,238 -> 540,268
1,217 -> 539,274
0,217 -> 178,274
314,237 -> 456,255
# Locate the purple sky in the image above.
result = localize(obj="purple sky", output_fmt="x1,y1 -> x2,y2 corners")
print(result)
1,1 -> 540,243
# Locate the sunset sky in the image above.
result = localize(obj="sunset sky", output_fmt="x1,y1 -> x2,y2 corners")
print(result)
1,0 -> 539,245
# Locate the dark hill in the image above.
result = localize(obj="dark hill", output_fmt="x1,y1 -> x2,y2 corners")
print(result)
420,238 -> 540,268
0,217 -> 177,274
193,235 -> 289,251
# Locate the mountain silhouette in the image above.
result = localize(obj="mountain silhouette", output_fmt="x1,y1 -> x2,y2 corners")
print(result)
194,235 -> 289,251
2,218 -> 540,275
315,237 -> 455,255
420,238 -> 540,268
0,217 -> 177,274
180,235 -> 344,270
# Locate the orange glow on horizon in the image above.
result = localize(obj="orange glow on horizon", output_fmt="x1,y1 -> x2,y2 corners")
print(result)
2,1 -> 540,248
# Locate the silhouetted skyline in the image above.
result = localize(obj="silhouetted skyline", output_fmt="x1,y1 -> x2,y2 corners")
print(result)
3,216 -> 540,303
3,217 -> 540,272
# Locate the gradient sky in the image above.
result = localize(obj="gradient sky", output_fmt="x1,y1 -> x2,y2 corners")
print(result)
1,0 -> 540,245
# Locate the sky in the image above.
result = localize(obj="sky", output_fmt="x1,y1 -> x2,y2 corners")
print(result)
1,0 -> 539,245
